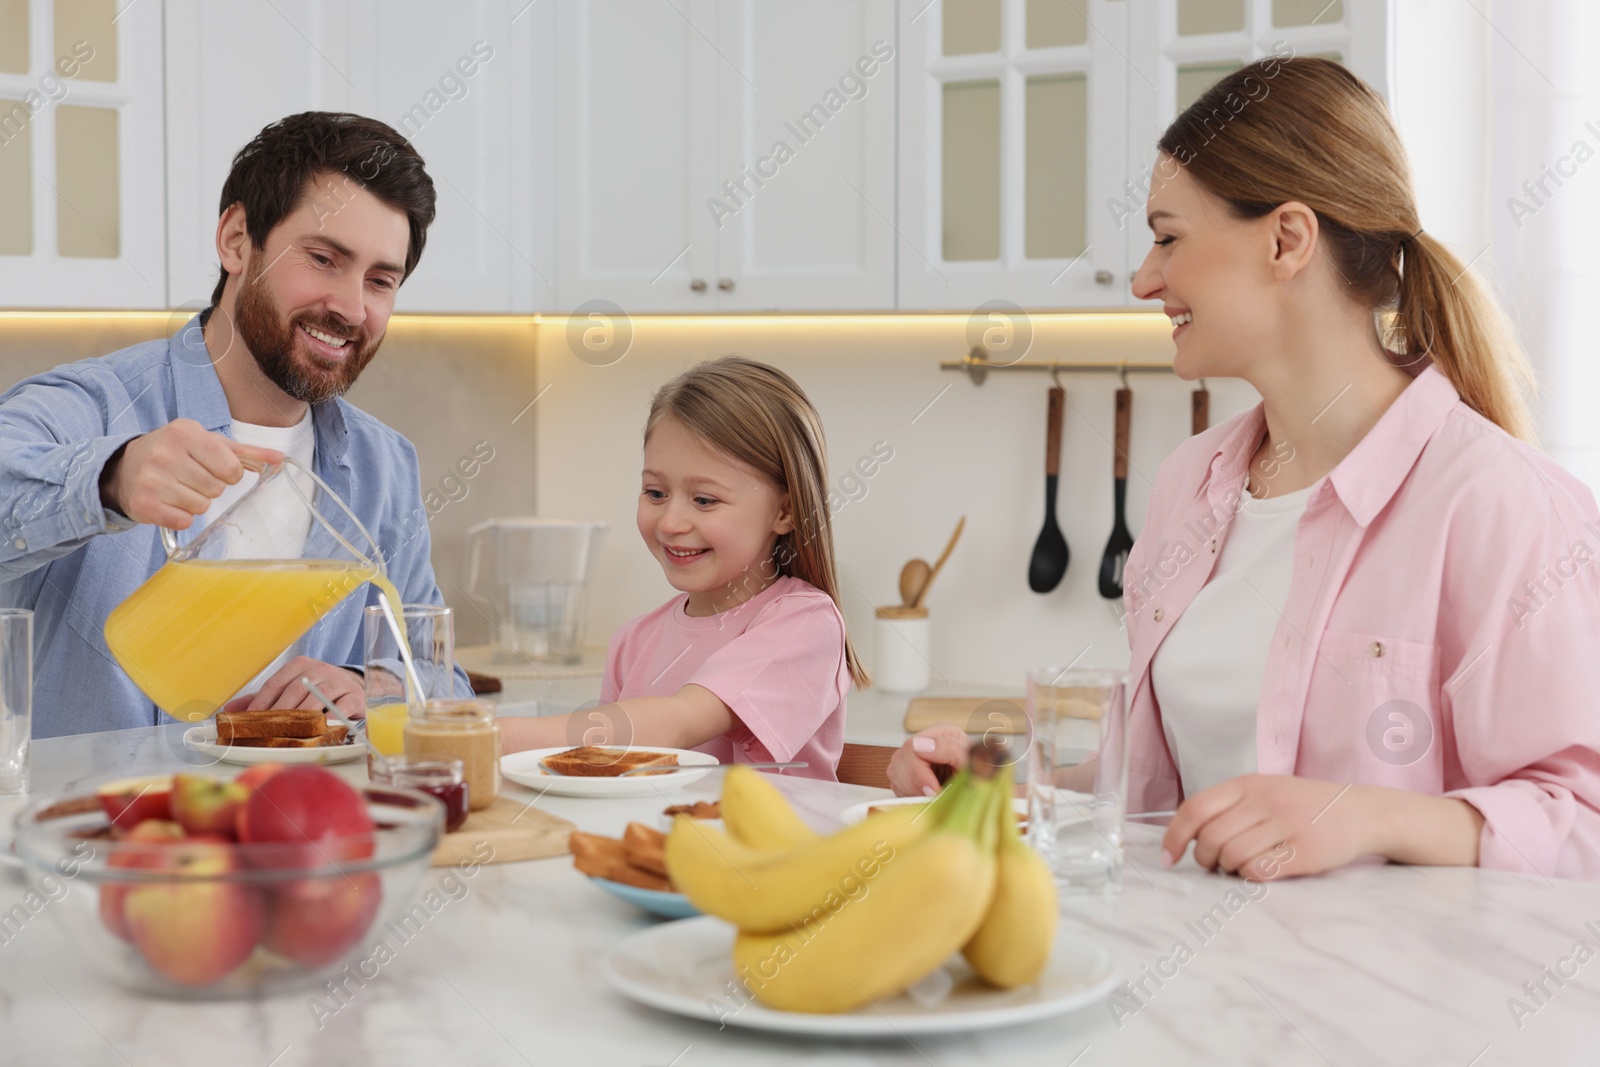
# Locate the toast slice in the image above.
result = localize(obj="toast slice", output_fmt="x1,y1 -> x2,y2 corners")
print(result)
542,746 -> 679,778
622,822 -> 668,878
226,724 -> 349,748
569,830 -> 673,892
662,800 -> 721,820
216,708 -> 327,743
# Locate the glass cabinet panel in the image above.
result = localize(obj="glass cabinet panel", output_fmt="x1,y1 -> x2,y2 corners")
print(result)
0,0 -> 28,73
1025,0 -> 1087,48
1025,73 -> 1086,258
55,104 -> 118,257
942,80 -> 1001,260
1273,0 -> 1342,27
1175,60 -> 1242,112
1177,0 -> 1245,35
944,0 -> 1002,55
53,0 -> 117,81
0,122 -> 32,254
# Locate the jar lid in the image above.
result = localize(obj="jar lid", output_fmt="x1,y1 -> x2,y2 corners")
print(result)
416,698 -> 496,726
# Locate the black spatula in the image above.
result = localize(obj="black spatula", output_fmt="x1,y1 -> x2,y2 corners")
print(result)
1028,386 -> 1069,593
1098,387 -> 1134,599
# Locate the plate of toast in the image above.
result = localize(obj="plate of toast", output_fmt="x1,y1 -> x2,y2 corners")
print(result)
182,708 -> 365,765
570,822 -> 700,919
500,746 -> 719,797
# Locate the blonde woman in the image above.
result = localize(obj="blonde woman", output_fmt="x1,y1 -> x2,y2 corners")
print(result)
889,58 -> 1600,879
501,357 -> 866,781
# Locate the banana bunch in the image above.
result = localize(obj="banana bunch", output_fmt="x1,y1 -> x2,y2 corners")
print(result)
665,750 -> 1058,1015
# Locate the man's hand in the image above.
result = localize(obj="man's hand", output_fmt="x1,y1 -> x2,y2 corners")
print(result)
99,418 -> 283,527
886,723 -> 970,797
223,656 -> 364,717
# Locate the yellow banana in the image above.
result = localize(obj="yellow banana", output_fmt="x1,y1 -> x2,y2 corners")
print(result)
730,773 -> 1000,1013
962,764 -> 1058,988
666,803 -> 932,932
720,766 -> 817,850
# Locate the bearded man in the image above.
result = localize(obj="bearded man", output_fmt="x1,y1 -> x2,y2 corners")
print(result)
0,112 -> 471,735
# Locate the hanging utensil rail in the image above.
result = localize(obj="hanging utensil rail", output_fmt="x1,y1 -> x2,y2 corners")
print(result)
940,348 -> 1177,385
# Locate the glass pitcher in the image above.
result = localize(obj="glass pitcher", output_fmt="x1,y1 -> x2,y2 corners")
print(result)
464,518 -> 606,664
103,457 -> 394,722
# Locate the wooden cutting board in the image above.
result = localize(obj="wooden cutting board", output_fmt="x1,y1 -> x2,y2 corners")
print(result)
430,795 -> 574,867
901,695 -> 1028,735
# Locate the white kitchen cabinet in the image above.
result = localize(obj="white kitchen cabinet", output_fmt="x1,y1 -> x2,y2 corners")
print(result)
896,0 -> 1132,310
1122,0 -> 1391,288
0,0 -> 166,308
554,0 -> 898,313
165,0 -> 552,313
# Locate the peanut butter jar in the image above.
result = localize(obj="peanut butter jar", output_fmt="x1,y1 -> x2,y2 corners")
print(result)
403,699 -> 500,811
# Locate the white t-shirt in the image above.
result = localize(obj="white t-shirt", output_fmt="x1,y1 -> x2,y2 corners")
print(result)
1151,478 -> 1315,797
200,410 -> 317,697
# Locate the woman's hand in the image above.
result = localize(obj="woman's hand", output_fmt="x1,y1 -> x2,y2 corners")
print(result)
886,724 -> 970,797
1160,774 -> 1381,880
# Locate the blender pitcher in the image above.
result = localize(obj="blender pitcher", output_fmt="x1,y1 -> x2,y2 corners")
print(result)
104,457 -> 390,722
465,518 -> 606,664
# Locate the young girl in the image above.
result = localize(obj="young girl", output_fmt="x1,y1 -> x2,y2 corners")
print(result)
890,57 -> 1600,879
501,357 -> 866,781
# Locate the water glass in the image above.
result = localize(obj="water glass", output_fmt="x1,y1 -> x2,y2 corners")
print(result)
363,604 -> 456,760
1025,667 -> 1129,895
0,609 -> 32,795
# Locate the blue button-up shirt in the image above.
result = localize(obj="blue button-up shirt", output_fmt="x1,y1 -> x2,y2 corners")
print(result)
0,317 -> 471,737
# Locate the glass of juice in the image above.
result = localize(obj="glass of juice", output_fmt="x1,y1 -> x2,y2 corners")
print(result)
363,604 -> 457,773
104,457 -> 390,722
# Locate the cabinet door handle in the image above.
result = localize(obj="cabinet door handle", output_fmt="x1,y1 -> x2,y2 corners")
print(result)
690,279 -> 708,292
1094,270 -> 1114,285
717,277 -> 735,291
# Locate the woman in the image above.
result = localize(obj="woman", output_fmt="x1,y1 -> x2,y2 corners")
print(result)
888,58 -> 1600,881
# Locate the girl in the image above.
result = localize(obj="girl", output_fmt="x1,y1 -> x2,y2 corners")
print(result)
889,57 -> 1600,880
501,356 -> 866,781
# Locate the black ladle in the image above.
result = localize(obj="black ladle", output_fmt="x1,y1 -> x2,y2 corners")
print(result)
1098,385 -> 1135,599
1027,385 -> 1069,593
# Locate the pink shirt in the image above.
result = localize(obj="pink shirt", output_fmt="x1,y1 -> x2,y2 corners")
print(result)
1124,365 -> 1600,879
601,575 -> 849,781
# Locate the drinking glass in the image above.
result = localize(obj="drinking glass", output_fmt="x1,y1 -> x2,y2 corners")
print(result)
364,604 -> 456,760
1025,667 -> 1129,895
0,609 -> 31,795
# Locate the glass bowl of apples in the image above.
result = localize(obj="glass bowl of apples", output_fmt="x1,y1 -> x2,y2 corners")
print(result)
13,763 -> 443,998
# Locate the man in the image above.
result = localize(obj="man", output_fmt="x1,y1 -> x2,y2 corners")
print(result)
0,112 -> 470,737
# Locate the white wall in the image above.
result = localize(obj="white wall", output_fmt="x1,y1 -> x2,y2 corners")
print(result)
533,316 -> 1260,689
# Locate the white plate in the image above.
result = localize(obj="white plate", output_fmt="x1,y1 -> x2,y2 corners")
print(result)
501,747 -> 718,797
838,794 -> 1035,827
181,724 -> 366,766
603,915 -> 1120,1037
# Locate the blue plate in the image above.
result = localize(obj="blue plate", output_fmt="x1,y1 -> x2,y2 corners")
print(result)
590,876 -> 701,919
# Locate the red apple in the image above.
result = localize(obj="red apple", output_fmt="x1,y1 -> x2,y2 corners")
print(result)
96,775 -> 173,831
123,834 -> 264,987
99,819 -> 186,942
236,765 -> 375,868
262,872 -> 383,967
170,773 -> 249,838
234,762 -> 287,792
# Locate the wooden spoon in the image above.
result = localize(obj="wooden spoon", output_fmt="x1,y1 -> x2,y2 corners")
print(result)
898,559 -> 932,608
912,516 -> 966,609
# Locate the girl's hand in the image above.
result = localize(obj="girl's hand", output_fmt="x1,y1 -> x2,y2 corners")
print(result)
887,724 -> 969,797
1160,775 -> 1380,880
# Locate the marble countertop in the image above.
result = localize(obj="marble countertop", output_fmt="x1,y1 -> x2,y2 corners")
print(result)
2,724 -> 1599,1066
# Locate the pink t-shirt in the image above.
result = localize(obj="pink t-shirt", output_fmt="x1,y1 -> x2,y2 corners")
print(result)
600,575 -> 850,781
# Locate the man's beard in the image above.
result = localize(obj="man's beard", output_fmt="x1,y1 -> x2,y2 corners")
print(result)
232,261 -> 381,405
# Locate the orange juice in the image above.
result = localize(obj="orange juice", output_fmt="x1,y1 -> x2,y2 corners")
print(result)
104,560 -> 401,721
366,703 -> 408,755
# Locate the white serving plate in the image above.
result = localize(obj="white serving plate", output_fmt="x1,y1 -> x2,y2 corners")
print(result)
500,747 -> 718,797
603,915 -> 1120,1037
181,723 -> 366,765
838,793 -> 1036,827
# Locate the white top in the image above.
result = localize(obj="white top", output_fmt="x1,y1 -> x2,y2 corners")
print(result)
200,409 -> 317,697
1151,479 -> 1315,797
